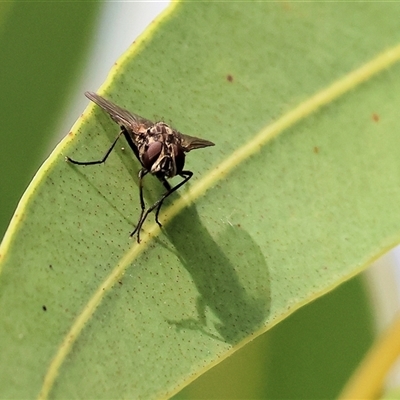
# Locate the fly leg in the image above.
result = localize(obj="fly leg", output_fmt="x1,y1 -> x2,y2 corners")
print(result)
130,171 -> 193,243
154,171 -> 193,226
66,130 -> 124,165
130,168 -> 148,242
154,178 -> 172,227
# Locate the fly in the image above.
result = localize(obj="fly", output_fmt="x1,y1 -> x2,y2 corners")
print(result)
67,91 -> 215,243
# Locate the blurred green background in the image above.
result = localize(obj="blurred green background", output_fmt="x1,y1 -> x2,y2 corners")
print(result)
0,3 -> 377,398
176,276 -> 374,399
0,2 -> 101,239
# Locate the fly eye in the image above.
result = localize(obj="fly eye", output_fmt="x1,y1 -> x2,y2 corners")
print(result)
142,141 -> 162,170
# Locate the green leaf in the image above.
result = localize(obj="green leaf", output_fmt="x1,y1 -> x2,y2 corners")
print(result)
382,387 -> 400,400
1,2 -> 400,398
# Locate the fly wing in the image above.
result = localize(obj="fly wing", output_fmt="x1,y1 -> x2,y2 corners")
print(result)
179,133 -> 215,152
85,91 -> 154,131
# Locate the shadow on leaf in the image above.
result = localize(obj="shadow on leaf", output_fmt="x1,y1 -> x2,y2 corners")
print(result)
164,204 -> 271,344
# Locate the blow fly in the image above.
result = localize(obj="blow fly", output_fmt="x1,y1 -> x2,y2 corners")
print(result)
67,91 -> 215,242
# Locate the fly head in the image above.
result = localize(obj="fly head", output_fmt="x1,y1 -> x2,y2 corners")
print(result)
139,122 -> 186,178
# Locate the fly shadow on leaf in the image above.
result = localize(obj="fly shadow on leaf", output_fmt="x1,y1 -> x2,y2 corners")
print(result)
163,204 -> 271,345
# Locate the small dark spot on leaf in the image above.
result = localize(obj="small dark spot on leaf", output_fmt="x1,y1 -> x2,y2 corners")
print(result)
372,113 -> 380,122
119,281 -> 123,285
282,2 -> 291,11
227,74 -> 233,82
49,264 -> 53,270
313,146 -> 319,154
68,131 -> 73,137
42,305 -> 47,311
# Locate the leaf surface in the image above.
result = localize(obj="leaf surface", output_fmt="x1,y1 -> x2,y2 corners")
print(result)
1,2 -> 400,399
